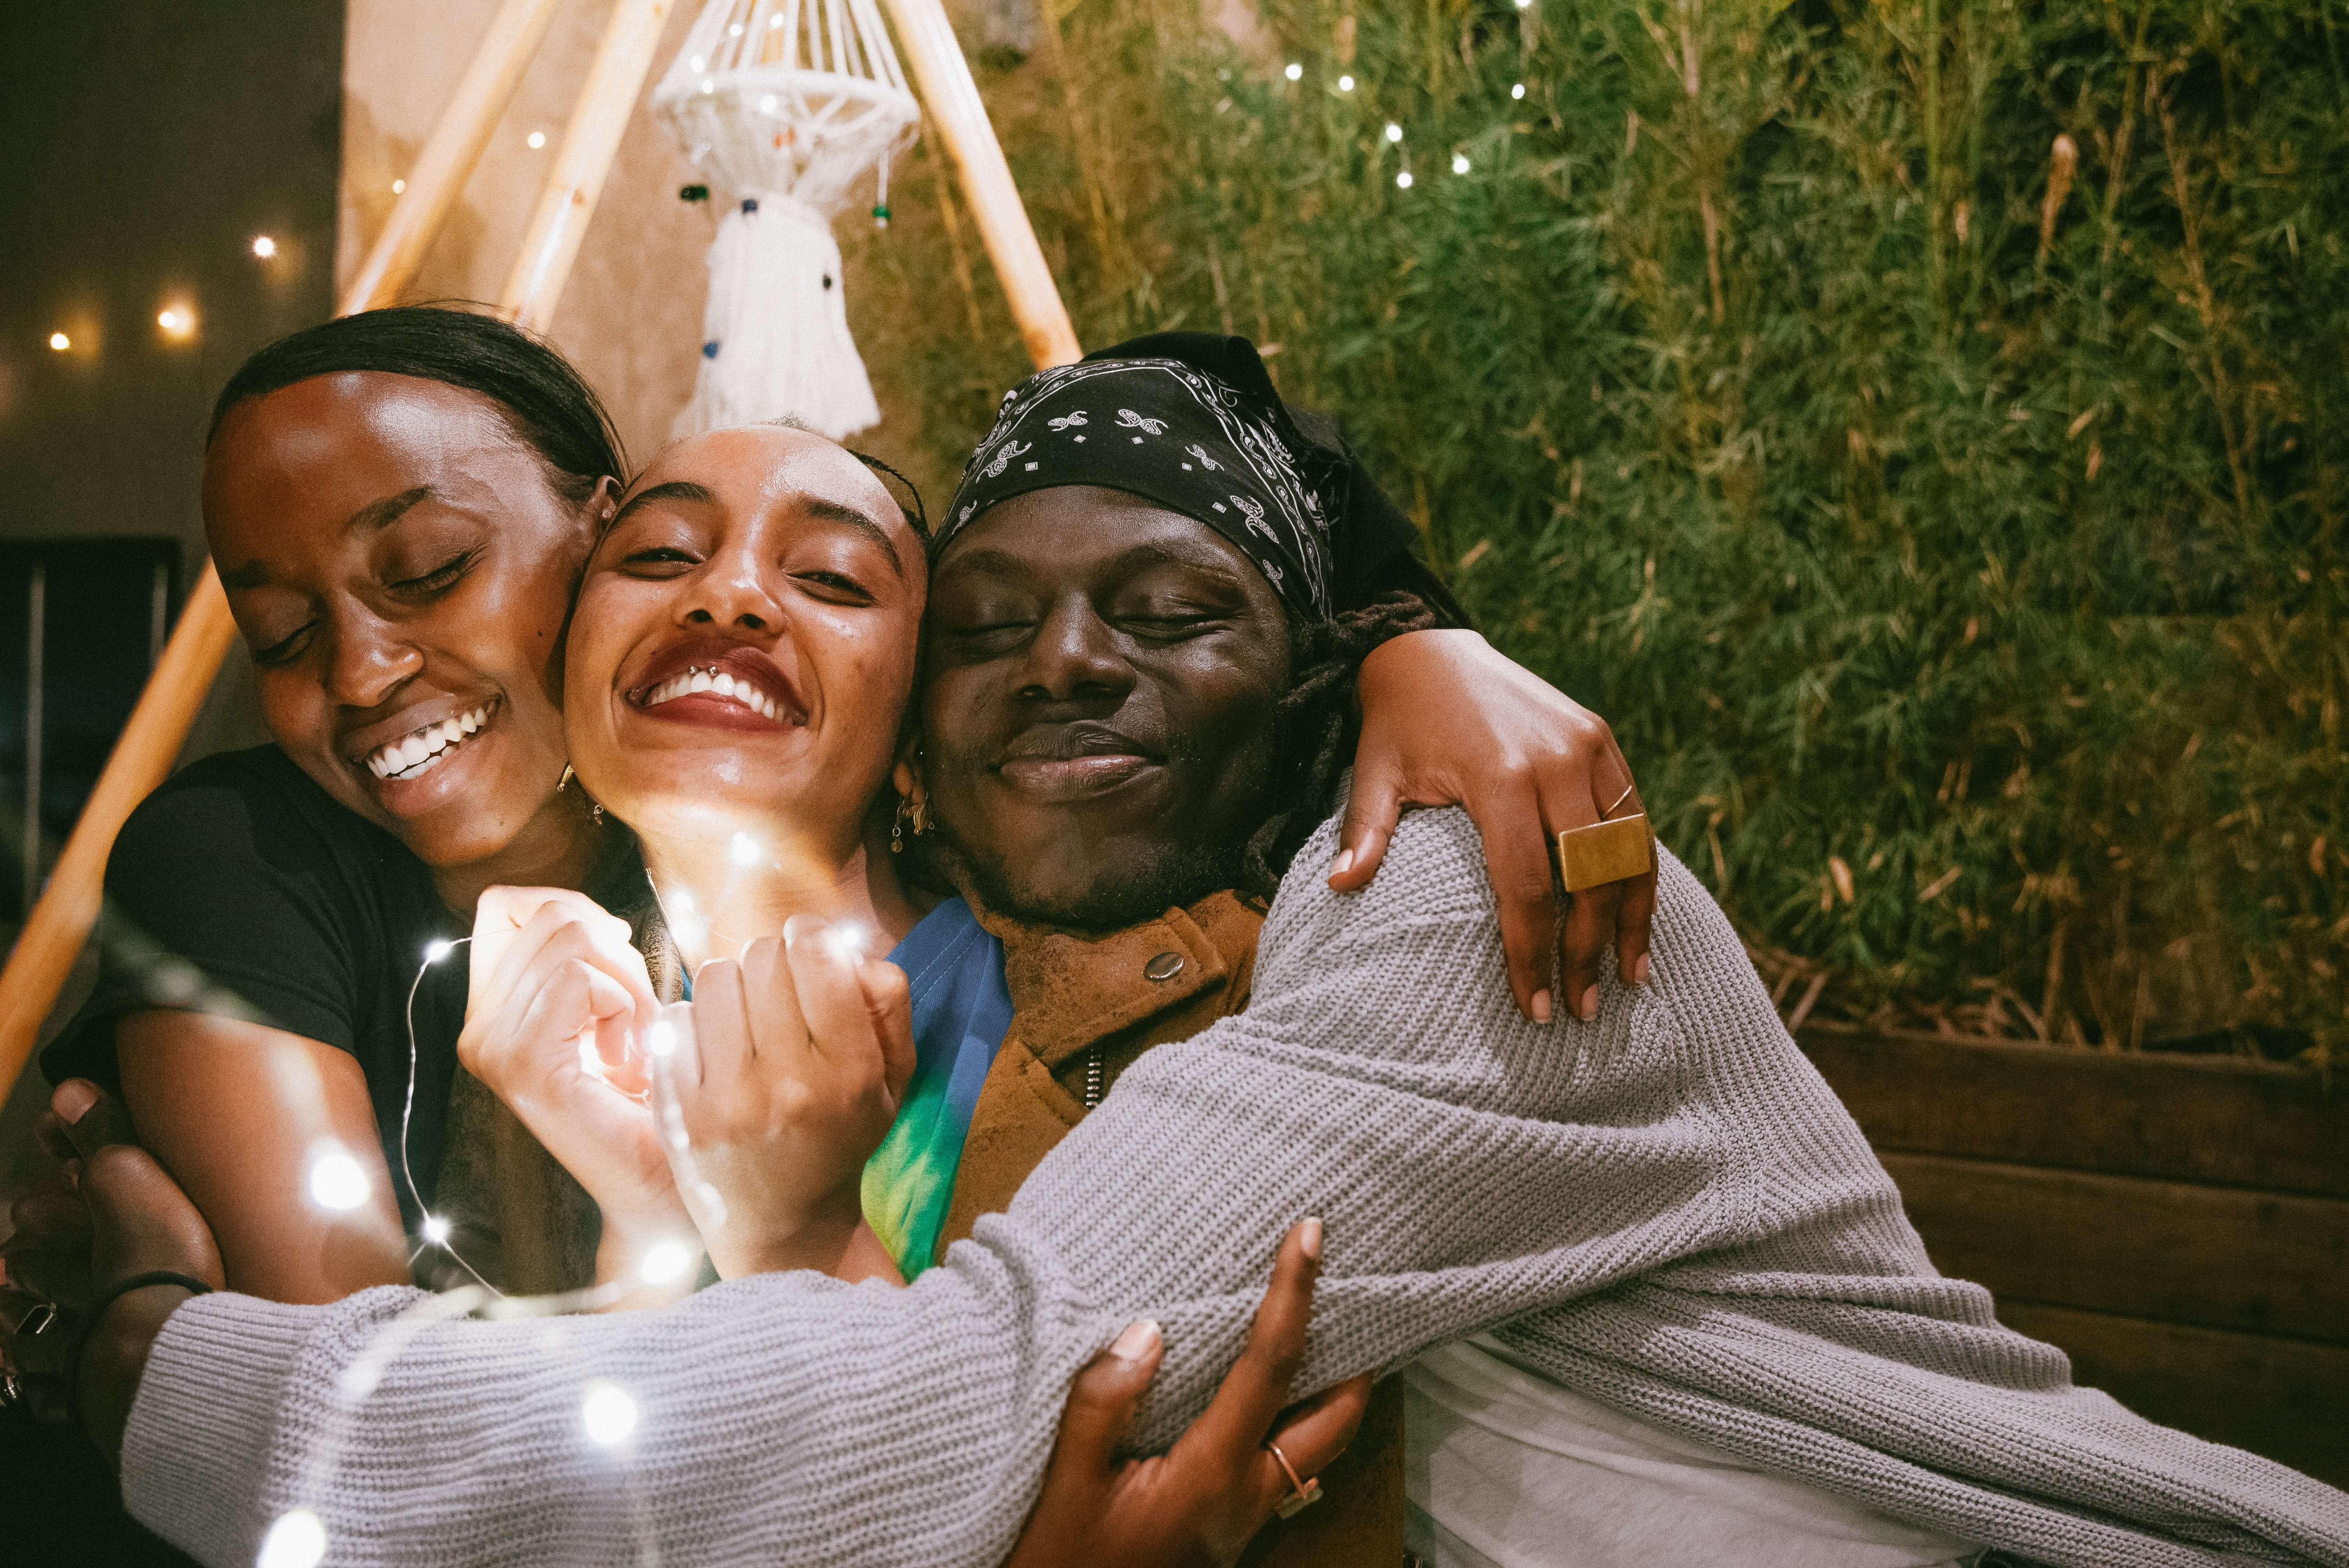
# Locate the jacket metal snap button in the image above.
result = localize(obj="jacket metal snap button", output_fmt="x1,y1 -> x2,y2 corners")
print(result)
1144,951 -> 1185,982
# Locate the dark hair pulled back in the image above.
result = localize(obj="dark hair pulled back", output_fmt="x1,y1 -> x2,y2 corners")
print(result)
1237,590 -> 1439,899
208,305 -> 625,507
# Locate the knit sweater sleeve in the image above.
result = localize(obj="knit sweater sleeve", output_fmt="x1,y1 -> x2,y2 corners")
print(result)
116,810 -> 1824,1566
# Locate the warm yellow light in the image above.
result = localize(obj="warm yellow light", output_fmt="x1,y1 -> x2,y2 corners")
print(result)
526,130 -> 547,149
48,332 -> 70,351
157,306 -> 196,339
251,235 -> 277,258
391,178 -> 406,194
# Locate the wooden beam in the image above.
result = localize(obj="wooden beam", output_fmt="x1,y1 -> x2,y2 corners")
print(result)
1997,1302 -> 2349,1487
1882,1152 -> 2349,1344
344,0 -> 569,313
499,0 -> 675,332
0,574 -> 239,1081
880,0 -> 1082,371
1801,1025 -> 2349,1197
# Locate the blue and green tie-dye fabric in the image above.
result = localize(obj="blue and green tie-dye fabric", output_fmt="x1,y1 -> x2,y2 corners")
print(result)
861,897 -> 1013,1279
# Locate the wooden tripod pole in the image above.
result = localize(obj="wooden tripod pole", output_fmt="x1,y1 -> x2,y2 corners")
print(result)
500,0 -> 673,331
346,0 -> 569,314
0,0 -> 609,1094
880,0 -> 1082,371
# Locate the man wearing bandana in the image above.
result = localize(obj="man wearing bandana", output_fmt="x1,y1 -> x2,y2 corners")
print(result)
886,335 -> 1477,1563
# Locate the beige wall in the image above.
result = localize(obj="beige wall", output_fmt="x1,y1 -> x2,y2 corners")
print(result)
339,0 -> 714,466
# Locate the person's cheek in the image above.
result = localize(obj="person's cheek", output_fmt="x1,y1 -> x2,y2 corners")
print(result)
258,675 -> 326,771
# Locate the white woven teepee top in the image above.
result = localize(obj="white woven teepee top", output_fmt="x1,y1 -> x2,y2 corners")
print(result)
653,0 -> 920,215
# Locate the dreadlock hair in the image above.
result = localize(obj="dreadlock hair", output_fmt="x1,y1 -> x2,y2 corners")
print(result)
1237,590 -> 1439,900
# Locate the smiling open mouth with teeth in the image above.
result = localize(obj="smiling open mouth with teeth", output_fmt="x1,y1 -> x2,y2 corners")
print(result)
364,699 -> 497,781
638,665 -> 791,723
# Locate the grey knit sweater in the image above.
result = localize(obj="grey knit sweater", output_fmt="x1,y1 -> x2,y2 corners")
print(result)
123,810 -> 2349,1568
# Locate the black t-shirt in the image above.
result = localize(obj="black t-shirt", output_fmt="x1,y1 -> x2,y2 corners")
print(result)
43,746 -> 470,1231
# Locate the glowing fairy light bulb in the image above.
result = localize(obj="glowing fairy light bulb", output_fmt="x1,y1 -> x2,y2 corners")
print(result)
1453,153 -> 1472,174
759,93 -> 778,112
1385,122 -> 1403,143
308,1149 -> 371,1211
424,939 -> 455,964
156,306 -> 195,338
1396,170 -> 1414,189
251,235 -> 277,258
526,130 -> 547,149
1284,62 -> 1302,80
48,332 -> 68,351
663,885 -> 707,949
421,1214 -> 453,1245
647,1018 -> 678,1058
690,53 -> 705,71
257,1509 -> 327,1568
581,1380 -> 639,1447
640,1239 -> 695,1285
1512,82 -> 1527,100
391,178 -> 406,193
729,830 -> 762,866
1337,73 -> 1355,91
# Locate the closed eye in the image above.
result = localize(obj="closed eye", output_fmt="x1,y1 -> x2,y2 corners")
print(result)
622,545 -> 700,575
793,569 -> 874,604
1119,610 -> 1225,640
389,550 -> 478,596
252,623 -> 317,667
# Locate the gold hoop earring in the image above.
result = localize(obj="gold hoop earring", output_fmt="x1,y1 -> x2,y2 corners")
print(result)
560,762 -> 604,826
892,793 -> 930,854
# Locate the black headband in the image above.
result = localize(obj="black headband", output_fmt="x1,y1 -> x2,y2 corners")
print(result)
937,353 -> 1336,620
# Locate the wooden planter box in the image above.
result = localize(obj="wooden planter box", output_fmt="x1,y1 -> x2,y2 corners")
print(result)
1796,1025 -> 2349,1487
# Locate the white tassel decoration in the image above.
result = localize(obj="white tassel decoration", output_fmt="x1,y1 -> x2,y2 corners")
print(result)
675,192 -> 881,440
653,0 -> 920,441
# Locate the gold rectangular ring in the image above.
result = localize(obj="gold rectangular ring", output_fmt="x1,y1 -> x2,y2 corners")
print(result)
1556,814 -> 1653,893
1274,1477 -> 1324,1519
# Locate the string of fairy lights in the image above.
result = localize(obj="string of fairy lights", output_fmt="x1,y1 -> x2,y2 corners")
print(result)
240,827 -> 868,1568
37,124 -> 560,359
1274,0 -> 1538,191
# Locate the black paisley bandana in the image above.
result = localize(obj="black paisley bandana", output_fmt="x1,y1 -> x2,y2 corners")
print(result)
937,354 -> 1336,619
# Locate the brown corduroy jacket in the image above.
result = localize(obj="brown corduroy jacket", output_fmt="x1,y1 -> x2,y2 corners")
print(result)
937,889 -> 1406,1568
